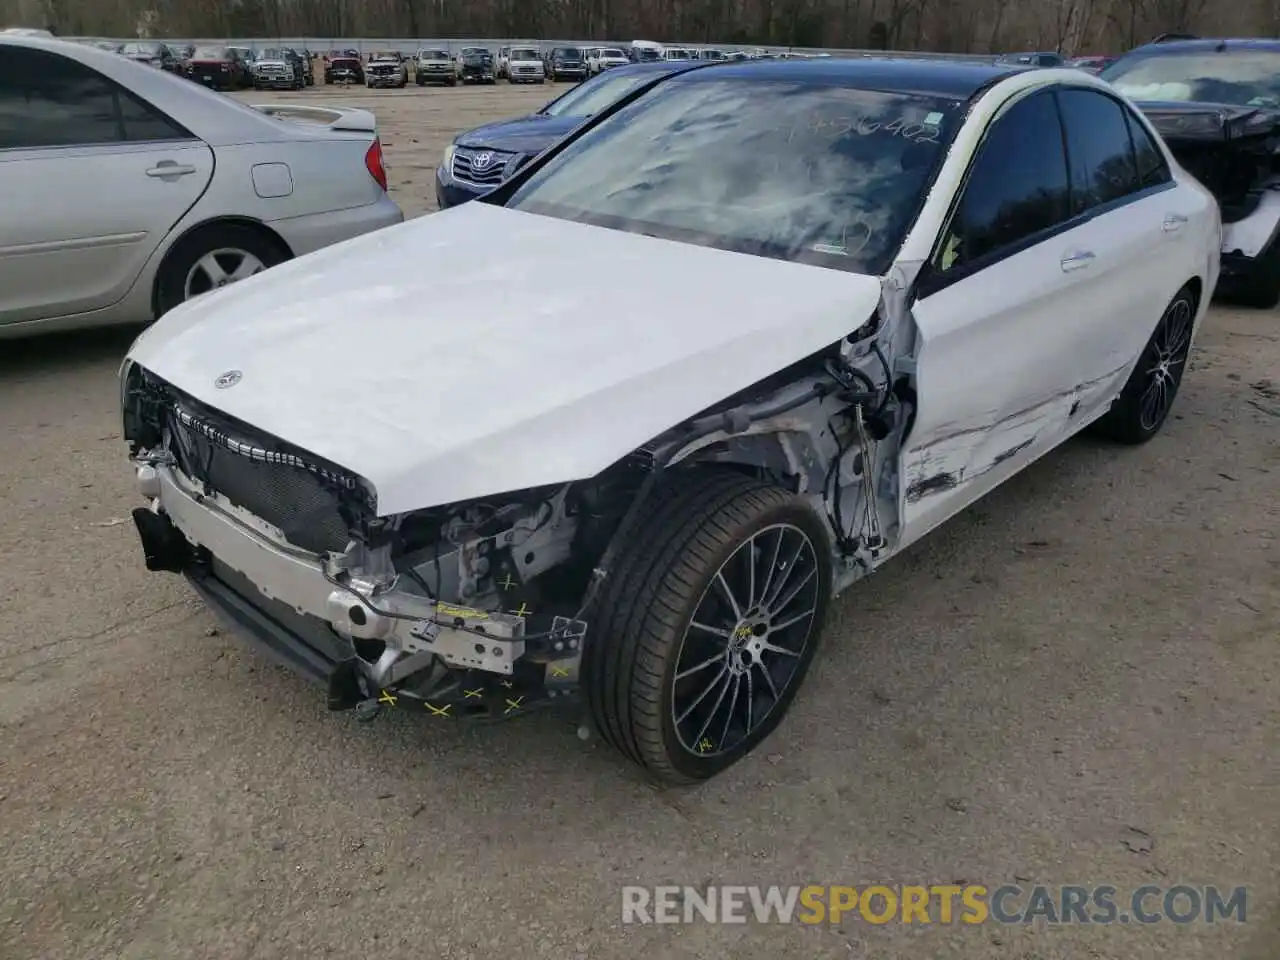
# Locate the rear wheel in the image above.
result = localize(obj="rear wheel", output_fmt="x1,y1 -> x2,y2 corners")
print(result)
154,223 -> 287,319
583,472 -> 832,784
1092,285 -> 1196,444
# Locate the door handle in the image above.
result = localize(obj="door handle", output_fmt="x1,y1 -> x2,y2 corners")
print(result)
146,161 -> 197,178
1162,213 -> 1188,232
1060,250 -> 1096,272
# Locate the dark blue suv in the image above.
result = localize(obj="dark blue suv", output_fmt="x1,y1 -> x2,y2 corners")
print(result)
435,60 -> 701,210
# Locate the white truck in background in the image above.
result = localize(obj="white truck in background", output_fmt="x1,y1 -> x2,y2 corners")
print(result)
629,39 -> 664,62
588,46 -> 630,73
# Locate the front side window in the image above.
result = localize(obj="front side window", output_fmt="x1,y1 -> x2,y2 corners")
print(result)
937,90 -> 1070,271
1056,87 -> 1140,211
0,48 -> 189,149
1102,49 -> 1280,108
509,78 -> 959,276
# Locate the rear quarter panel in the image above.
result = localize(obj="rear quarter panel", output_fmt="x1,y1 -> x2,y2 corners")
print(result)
205,139 -> 383,224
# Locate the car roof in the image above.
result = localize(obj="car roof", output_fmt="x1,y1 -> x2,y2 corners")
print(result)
667,56 -> 1028,99
1126,37 -> 1280,55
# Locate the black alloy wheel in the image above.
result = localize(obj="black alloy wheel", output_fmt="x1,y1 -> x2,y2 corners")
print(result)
669,521 -> 822,759
1092,285 -> 1196,444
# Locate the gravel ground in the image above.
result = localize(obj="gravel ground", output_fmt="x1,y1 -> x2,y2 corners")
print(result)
1,84 -> 1277,960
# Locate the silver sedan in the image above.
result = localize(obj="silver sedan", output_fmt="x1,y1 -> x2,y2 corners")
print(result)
0,35 -> 404,339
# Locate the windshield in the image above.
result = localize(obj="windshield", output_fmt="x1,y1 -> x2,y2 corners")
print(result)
509,79 -> 956,276
635,48 -> 661,61
556,48 -> 583,59
122,42 -> 162,56
511,48 -> 539,60
420,49 -> 449,59
601,48 -> 625,58
461,48 -> 488,57
1102,50 -> 1280,107
332,58 -> 359,67
192,46 -> 227,60
666,49 -> 691,59
542,71 -> 653,118
260,48 -> 285,59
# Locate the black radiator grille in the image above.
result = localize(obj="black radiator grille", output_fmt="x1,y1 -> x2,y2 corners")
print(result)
166,402 -> 359,556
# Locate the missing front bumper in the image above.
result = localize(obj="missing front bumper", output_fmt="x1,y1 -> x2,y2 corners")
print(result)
130,462 -> 585,715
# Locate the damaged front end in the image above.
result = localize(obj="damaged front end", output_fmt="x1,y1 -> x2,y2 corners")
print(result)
1141,101 -> 1280,283
121,362 -> 638,722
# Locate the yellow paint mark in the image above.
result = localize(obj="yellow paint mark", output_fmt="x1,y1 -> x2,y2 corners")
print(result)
550,665 -> 570,678
504,697 -> 524,714
499,680 -> 514,689
436,602 -> 488,620
498,573 -> 516,590
698,738 -> 715,753
513,601 -> 532,617
424,701 -> 452,717
378,689 -> 398,706
463,688 -> 484,699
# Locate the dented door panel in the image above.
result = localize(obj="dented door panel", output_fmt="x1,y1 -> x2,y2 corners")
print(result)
897,238 -> 1097,550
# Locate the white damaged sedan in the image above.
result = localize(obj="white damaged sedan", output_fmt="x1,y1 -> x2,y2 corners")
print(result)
122,58 -> 1219,783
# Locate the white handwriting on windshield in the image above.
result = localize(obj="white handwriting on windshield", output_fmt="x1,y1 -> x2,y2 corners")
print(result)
806,114 -> 940,144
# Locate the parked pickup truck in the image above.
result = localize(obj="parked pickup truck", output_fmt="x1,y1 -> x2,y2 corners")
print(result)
366,51 -> 408,88
588,46 -> 629,74
415,47 -> 457,85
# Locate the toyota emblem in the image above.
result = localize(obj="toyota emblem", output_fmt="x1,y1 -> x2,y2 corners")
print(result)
214,370 -> 242,389
472,152 -> 494,171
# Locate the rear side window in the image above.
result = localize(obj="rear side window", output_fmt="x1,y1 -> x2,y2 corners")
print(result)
1125,109 -> 1171,188
939,89 -> 1070,270
0,47 -> 190,149
1056,88 -> 1141,212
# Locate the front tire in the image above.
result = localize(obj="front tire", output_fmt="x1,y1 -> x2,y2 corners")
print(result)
154,223 -> 287,320
583,472 -> 832,784
1092,285 -> 1196,444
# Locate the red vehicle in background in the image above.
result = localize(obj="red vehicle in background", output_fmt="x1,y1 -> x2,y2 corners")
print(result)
185,44 -> 250,89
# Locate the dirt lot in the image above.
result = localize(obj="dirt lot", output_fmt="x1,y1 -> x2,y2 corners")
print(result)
1,84 -> 1277,960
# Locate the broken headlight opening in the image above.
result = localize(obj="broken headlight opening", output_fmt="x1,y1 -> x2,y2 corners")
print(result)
1143,103 -> 1280,222
121,365 -> 643,721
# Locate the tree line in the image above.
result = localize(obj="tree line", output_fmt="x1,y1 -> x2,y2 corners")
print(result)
4,0 -> 1272,55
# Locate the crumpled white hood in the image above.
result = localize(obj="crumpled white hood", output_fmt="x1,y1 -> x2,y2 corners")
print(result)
128,203 -> 883,515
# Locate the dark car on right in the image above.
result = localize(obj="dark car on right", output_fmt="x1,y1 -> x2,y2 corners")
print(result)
1103,38 -> 1280,306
